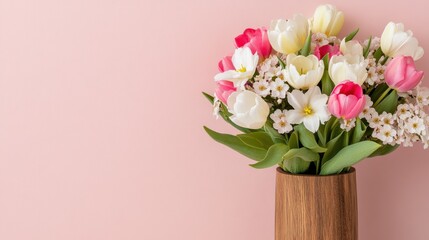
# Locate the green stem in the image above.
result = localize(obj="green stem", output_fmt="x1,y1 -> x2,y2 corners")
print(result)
331,118 -> 339,130
373,88 -> 392,107
380,56 -> 390,65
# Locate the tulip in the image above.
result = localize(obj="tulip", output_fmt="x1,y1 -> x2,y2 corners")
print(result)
235,28 -> 272,58
340,39 -> 363,58
215,80 -> 236,104
328,80 -> 366,120
329,41 -> 368,85
227,90 -> 270,129
384,56 -> 424,92
268,15 -> 309,54
214,47 -> 259,88
381,22 -> 424,60
283,54 -> 324,90
311,4 -> 344,36
314,44 -> 340,60
218,56 -> 235,72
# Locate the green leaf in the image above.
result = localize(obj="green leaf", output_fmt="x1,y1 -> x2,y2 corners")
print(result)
282,148 -> 318,174
351,118 -> 367,144
300,31 -> 312,56
321,67 -> 335,96
238,132 -> 274,150
373,47 -> 384,63
370,144 -> 400,157
317,125 -> 326,147
295,124 -> 327,153
330,119 -> 343,139
370,83 -> 389,103
217,103 -> 253,133
277,56 -> 286,69
320,141 -> 381,175
204,126 -> 267,161
283,158 -> 311,174
345,28 -> 359,42
363,36 -> 372,58
321,132 -> 345,165
283,148 -> 320,162
323,118 -> 336,141
264,122 -> 287,144
288,131 -> 299,149
250,143 -> 289,169
202,92 -> 214,104
374,90 -> 398,114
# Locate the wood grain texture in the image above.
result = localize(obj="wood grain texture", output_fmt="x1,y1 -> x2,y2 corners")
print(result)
275,167 -> 358,240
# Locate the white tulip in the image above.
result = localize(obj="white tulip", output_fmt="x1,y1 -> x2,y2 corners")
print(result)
340,39 -> 363,58
227,90 -> 270,129
329,39 -> 367,85
283,54 -> 324,90
214,47 -> 259,89
380,22 -> 424,60
311,4 -> 344,36
268,15 -> 309,54
329,56 -> 368,85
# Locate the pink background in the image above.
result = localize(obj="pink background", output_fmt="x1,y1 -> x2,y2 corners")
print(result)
0,0 -> 428,239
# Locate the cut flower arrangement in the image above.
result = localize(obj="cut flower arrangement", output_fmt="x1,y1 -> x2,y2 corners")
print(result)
203,4 -> 428,175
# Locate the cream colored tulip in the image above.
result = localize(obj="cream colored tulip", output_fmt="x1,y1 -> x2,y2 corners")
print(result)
227,91 -> 270,129
381,22 -> 424,60
311,4 -> 344,37
329,55 -> 368,85
329,39 -> 367,85
283,54 -> 324,90
268,15 -> 309,54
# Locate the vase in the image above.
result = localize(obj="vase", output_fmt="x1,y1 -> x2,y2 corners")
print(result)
275,167 -> 358,240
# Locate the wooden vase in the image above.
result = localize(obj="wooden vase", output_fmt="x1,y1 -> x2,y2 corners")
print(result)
275,167 -> 358,240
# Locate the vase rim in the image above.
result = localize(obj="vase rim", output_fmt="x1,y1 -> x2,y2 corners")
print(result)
276,167 -> 356,177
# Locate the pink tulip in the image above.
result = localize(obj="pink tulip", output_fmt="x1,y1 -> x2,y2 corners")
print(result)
314,44 -> 340,60
384,56 -> 424,92
235,28 -> 272,58
328,81 -> 366,120
218,56 -> 235,72
215,80 -> 236,104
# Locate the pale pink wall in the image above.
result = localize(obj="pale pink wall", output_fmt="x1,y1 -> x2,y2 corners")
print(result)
0,0 -> 428,239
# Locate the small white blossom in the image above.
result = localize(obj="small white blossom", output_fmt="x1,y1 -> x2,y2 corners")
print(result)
380,112 -> 394,125
340,118 -> 356,132
253,81 -> 271,97
312,32 -> 329,46
416,86 -> 429,106
270,78 -> 289,99
365,67 -> 378,85
405,116 -> 425,135
270,109 -> 286,122
396,104 -> 412,120
369,112 -> 383,129
375,124 -> 397,145
270,109 -> 293,134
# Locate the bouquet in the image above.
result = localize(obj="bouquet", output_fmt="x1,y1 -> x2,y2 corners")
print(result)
203,4 -> 428,175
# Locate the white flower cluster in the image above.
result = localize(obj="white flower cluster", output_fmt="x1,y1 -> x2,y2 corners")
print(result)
311,32 -> 340,47
365,58 -> 386,86
253,55 -> 290,99
362,37 -> 386,86
270,109 -> 293,134
368,87 -> 429,148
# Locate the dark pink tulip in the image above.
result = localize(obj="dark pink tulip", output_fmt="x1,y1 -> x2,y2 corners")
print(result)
328,80 -> 366,120
314,44 -> 340,60
235,28 -> 272,58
